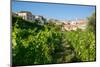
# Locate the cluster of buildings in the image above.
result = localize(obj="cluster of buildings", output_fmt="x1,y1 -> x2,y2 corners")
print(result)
62,19 -> 87,31
12,11 -> 87,31
12,11 -> 47,24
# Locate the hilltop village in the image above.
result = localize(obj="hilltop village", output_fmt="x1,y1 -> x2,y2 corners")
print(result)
12,11 -> 87,31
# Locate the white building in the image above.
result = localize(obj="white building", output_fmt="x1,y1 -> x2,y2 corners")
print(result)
13,11 -> 47,25
16,11 -> 35,21
35,15 -> 47,25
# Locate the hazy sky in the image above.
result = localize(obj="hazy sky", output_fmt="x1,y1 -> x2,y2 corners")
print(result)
12,1 -> 95,20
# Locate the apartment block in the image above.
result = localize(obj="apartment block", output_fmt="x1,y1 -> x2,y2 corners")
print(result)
16,11 -> 35,21
12,11 -> 47,25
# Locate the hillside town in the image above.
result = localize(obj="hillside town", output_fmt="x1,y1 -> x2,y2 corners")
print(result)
12,11 -> 87,31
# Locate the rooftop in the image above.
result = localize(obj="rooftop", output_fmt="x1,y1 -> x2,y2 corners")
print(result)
18,11 -> 32,14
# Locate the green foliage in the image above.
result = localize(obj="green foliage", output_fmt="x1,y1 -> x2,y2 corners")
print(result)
63,30 -> 96,62
12,16 -> 96,66
87,11 -> 96,32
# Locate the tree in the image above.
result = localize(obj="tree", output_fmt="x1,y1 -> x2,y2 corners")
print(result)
87,11 -> 96,32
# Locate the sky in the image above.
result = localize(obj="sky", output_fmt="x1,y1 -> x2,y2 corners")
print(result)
12,1 -> 95,20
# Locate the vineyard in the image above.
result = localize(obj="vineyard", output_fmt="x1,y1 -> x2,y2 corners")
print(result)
12,15 -> 96,66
